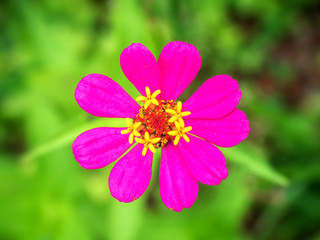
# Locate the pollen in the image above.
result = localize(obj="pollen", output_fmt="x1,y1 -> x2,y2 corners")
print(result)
121,118 -> 142,144
136,86 -> 161,110
132,87 -> 193,155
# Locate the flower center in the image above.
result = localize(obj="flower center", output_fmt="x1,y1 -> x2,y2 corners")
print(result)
121,87 -> 192,156
133,99 -> 177,148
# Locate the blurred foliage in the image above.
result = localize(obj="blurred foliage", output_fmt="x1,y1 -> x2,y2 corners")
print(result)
1,0 -> 320,239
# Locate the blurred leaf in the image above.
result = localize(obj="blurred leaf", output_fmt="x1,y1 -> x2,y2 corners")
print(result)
222,144 -> 289,186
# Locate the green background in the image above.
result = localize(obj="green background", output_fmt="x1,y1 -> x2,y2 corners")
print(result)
1,0 -> 320,239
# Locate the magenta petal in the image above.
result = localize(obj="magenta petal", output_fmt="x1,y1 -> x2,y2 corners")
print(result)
72,127 -> 131,169
183,75 -> 242,119
75,74 -> 140,118
158,41 -> 201,101
177,135 -> 228,185
186,109 -> 250,148
160,142 -> 198,212
120,43 -> 161,95
108,144 -> 153,203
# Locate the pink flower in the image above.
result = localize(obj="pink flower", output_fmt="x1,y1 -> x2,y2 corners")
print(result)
72,41 -> 250,211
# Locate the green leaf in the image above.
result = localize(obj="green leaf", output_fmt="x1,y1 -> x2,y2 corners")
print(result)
221,144 -> 289,186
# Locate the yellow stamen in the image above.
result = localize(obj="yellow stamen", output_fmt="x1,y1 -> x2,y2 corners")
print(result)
174,121 -> 181,130
136,86 -> 161,110
120,129 -> 131,134
129,133 -> 134,144
144,131 -> 150,141
135,132 -> 161,156
168,115 -> 179,123
168,121 -> 192,145
135,137 -> 145,144
174,135 -> 181,145
165,101 -> 191,124
150,138 -> 161,144
182,126 -> 192,133
146,87 -> 151,99
136,96 -> 147,102
144,100 -> 151,110
165,109 -> 176,115
181,111 -> 191,117
168,131 -> 178,136
150,98 -> 159,105
151,90 -> 161,98
177,101 -> 182,113
178,118 -> 185,128
182,134 -> 190,142
148,143 -> 157,153
121,118 -> 141,144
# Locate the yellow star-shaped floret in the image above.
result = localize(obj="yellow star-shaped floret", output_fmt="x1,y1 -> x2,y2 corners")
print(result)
165,101 -> 191,126
136,86 -> 161,110
121,118 -> 142,144
167,121 -> 192,145
135,131 -> 161,156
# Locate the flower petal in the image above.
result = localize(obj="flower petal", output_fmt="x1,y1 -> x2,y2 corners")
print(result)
160,142 -> 198,212
108,144 -> 153,203
177,135 -> 228,185
185,109 -> 250,148
183,75 -> 242,119
72,127 -> 131,169
158,41 -> 201,101
75,74 -> 140,118
120,43 -> 161,95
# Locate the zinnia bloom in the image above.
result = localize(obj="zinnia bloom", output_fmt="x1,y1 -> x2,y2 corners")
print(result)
72,41 -> 250,211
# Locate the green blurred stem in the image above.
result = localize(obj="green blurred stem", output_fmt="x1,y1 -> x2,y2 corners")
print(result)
21,118 -> 125,163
